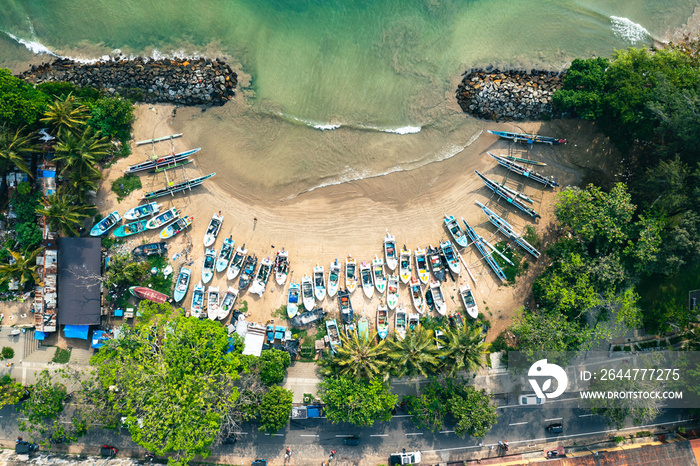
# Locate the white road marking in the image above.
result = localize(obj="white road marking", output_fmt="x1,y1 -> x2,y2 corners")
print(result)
300,434 -> 319,437
335,435 -> 354,437
509,422 -> 528,426
545,418 -> 563,422
406,433 -> 423,436
370,434 -> 389,437
439,430 -> 455,434
579,414 -> 595,417
393,414 -> 413,418
264,433 -> 285,437
421,419 -> 694,454
498,397 -> 579,409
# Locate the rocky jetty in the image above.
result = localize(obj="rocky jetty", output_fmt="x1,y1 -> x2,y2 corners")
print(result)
456,69 -> 563,121
19,57 -> 237,106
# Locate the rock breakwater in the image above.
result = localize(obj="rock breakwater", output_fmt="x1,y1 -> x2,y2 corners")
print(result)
19,57 -> 237,106
456,70 -> 563,121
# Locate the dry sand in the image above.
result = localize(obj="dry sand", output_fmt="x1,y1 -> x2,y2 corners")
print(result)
96,104 -> 618,341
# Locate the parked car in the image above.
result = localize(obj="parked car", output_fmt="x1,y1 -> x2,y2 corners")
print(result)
343,435 -> 360,446
519,394 -> 545,405
252,461 -> 267,466
546,423 -> 563,433
390,451 -> 421,465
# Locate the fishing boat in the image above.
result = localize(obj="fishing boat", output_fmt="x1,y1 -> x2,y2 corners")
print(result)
249,257 -> 272,297
274,250 -> 289,285
345,256 -> 357,293
357,317 -> 370,339
132,242 -> 167,257
503,154 -> 547,166
449,312 -> 465,328
387,275 -> 399,310
206,286 -> 220,320
372,256 -> 387,294
201,248 -> 216,284
227,245 -> 247,280
407,313 -> 420,331
203,212 -> 224,247
459,284 -> 479,319
427,246 -> 446,282
410,277 -> 425,314
327,259 -> 341,298
489,152 -> 559,188
146,207 -> 179,230
360,261 -> 374,298
311,265 -> 325,301
440,240 -> 461,275
140,172 -> 216,200
462,217 -> 507,282
124,202 -> 161,220
151,159 -> 193,173
326,319 -> 342,353
384,231 -> 398,271
114,219 -> 148,238
287,282 -> 300,318
301,274 -> 315,311
399,246 -> 411,284
90,211 -> 121,236
430,280 -> 447,315
216,236 -> 235,273
220,287 -> 239,319
129,286 -> 168,304
160,215 -> 193,239
376,305 -> 389,339
135,133 -> 183,146
395,306 -> 407,340
425,287 -> 434,312
290,308 -> 325,328
125,148 -> 200,174
338,289 -> 353,324
190,282 -> 205,318
476,201 -> 540,258
344,322 -> 356,338
475,171 -> 541,219
173,267 -> 191,303
444,215 -> 469,248
487,130 -> 566,145
414,247 -> 430,284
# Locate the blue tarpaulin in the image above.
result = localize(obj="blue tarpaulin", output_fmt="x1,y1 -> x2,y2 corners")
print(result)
34,331 -> 47,340
64,325 -> 89,340
91,330 -> 109,348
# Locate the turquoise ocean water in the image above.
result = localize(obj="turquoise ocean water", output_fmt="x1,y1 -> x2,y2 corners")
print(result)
0,0 -> 696,198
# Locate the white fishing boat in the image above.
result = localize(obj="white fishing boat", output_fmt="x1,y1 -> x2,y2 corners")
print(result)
409,277 -> 425,314
145,207 -> 179,230
249,257 -> 272,297
345,256 -> 357,293
206,286 -> 220,320
399,246 -> 412,284
440,240 -> 461,275
201,248 -> 216,284
312,265 -> 326,301
395,306 -> 407,340
327,259 -> 341,298
227,245 -> 247,281
216,236 -> 235,273
444,214 -> 469,248
190,282 -> 205,318
459,284 -> 479,319
407,313 -> 420,331
124,202 -> 161,220
414,247 -> 430,284
372,256 -> 386,295
287,282 -> 300,318
173,267 -> 191,303
430,280 -> 447,315
159,215 -> 192,239
301,274 -> 315,311
376,305 -> 389,340
274,249 -> 289,285
219,287 -> 238,320
387,275 -> 399,310
203,212 -> 224,247
384,231 -> 398,271
360,260 -> 374,299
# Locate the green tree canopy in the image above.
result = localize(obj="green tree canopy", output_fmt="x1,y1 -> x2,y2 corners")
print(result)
319,376 -> 397,427
0,374 -> 23,409
329,330 -> 390,381
440,324 -> 487,377
257,386 -> 293,433
257,349 -> 291,386
37,192 -> 93,236
387,326 -> 440,377
0,69 -> 48,127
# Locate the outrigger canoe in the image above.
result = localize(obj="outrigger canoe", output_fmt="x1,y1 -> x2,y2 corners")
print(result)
125,148 -> 200,174
487,130 -> 566,145
140,173 -> 215,200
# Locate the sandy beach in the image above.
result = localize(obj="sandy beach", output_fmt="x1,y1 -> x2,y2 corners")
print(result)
95,101 -> 620,341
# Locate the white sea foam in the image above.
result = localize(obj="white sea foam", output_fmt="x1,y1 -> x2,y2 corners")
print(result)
610,16 -> 650,44
3,30 -> 59,57
313,123 -> 342,130
380,126 -> 421,135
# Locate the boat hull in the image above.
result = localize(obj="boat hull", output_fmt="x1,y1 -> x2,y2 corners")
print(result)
173,267 -> 191,303
90,211 -> 121,236
124,202 -> 161,221
114,219 -> 148,238
287,283 -> 300,318
203,213 -> 224,248
129,286 -> 169,304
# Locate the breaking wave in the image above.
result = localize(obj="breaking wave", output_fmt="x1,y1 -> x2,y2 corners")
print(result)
610,16 -> 650,44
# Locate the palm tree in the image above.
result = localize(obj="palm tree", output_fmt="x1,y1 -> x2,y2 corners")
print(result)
0,125 -> 34,200
386,326 -> 441,378
36,192 -> 93,236
40,93 -> 90,137
63,169 -> 102,204
0,247 -> 44,288
441,325 -> 488,377
53,128 -> 109,176
331,331 -> 390,381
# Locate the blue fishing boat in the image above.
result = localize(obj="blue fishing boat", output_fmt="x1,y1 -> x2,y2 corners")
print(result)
444,215 -> 469,248
202,248 -> 216,284
173,267 -> 191,303
487,130 -> 566,145
475,171 -> 541,219
489,153 -> 559,188
90,211 -> 121,236
216,236 -> 235,273
113,219 -> 148,238
287,282 -> 300,318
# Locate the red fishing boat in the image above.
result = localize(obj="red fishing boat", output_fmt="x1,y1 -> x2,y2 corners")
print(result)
129,286 -> 169,304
